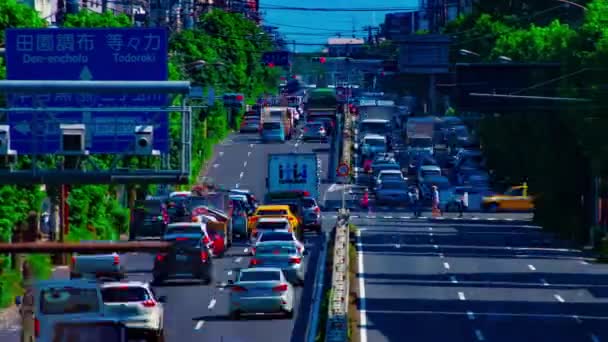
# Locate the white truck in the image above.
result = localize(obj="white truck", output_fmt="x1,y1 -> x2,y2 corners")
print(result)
266,153 -> 320,201
406,116 -> 435,155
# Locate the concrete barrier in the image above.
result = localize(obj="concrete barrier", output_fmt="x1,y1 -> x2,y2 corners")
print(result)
325,209 -> 350,342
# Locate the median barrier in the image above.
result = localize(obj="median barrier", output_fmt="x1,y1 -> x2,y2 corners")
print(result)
325,209 -> 350,342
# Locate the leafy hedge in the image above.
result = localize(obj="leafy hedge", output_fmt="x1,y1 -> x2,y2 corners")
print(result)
0,3 -> 278,306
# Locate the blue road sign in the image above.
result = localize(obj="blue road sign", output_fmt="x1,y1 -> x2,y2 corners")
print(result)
262,51 -> 290,66
5,28 -> 169,154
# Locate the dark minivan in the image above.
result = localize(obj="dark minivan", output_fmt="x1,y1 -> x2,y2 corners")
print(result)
152,234 -> 214,285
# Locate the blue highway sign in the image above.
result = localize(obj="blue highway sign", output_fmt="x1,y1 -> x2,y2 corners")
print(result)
5,28 -> 169,154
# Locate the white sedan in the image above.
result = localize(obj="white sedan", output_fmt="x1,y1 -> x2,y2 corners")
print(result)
100,281 -> 165,341
253,230 -> 306,256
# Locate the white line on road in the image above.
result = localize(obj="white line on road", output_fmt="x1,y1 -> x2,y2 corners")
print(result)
239,172 -> 244,179
195,320 -> 205,330
395,244 -> 401,249
458,292 -> 466,300
295,143 -> 299,147
554,294 -> 565,302
235,183 -> 240,188
244,248 -> 249,253
227,270 -> 233,276
249,144 -> 254,148
591,334 -> 600,342
428,227 -> 433,231
213,164 -> 219,168
247,151 -> 252,157
401,216 -> 410,219
475,329 -> 485,341
208,298 -> 216,309
450,276 -> 458,284
235,257 -> 242,263
528,264 -> 536,271
443,262 -> 451,270
383,216 -> 393,219
573,315 -> 582,324
243,161 -> 247,167
433,245 -> 439,249
219,151 -> 224,157
467,311 -> 475,320
540,278 -> 549,286
357,232 -> 368,342
439,253 -> 444,258
429,232 -> 434,236
581,261 -> 589,265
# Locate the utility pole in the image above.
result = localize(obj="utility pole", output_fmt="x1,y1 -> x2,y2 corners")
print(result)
101,0 -> 107,12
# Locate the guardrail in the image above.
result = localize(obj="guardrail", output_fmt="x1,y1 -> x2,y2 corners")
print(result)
325,209 -> 350,342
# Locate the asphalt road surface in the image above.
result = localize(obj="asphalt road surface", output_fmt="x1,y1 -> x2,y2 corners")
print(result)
354,213 -> 608,342
0,131 -> 334,342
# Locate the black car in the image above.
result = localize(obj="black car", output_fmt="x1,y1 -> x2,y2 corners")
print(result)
129,199 -> 168,240
152,234 -> 214,285
166,197 -> 190,223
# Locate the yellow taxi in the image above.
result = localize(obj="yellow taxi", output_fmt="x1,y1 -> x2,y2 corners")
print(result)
482,183 -> 535,212
248,205 -> 301,235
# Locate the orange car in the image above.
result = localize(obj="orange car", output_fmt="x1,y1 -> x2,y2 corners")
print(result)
482,183 -> 534,212
248,205 -> 302,237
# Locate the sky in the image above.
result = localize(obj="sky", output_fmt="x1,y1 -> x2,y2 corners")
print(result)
260,0 -> 421,52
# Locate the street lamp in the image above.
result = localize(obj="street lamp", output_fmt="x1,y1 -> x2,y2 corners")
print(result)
497,55 -> 512,63
184,60 -> 207,71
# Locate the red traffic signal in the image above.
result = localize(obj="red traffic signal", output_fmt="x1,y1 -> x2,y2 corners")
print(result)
319,57 -> 326,64
291,75 -> 297,79
268,62 -> 275,68
236,94 -> 244,101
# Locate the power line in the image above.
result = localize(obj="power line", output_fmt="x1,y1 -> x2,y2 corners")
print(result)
258,5 -> 418,12
262,20 -> 366,33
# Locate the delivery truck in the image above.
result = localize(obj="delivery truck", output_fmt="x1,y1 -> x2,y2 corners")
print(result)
266,153 -> 320,201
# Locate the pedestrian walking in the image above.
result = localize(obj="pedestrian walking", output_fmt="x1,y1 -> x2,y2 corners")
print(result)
459,191 -> 469,217
432,185 -> 442,217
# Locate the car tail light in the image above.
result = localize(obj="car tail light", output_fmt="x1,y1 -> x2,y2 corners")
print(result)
314,207 -> 320,214
142,299 -> 156,307
250,258 -> 261,266
156,253 -> 167,262
272,284 -> 288,292
70,256 -> 76,266
251,247 -> 256,254
289,257 -> 301,264
303,127 -> 308,132
249,216 -> 259,226
200,251 -> 209,262
176,237 -> 188,241
231,286 -> 247,292
192,216 -> 199,222
34,318 -> 40,337
203,235 -> 210,244
113,255 -> 120,265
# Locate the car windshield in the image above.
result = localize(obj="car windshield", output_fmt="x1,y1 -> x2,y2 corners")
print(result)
257,221 -> 289,230
239,270 -> 281,282
166,225 -> 200,235
167,237 -> 201,248
361,122 -> 389,134
380,182 -> 407,190
380,175 -> 402,182
376,164 -> 400,172
365,138 -> 385,146
270,110 -> 284,117
302,198 -> 316,208
263,122 -> 281,129
259,232 -> 293,242
422,170 -> 441,177
101,287 -> 150,303
52,323 -> 124,342
257,209 -> 287,216
40,288 -> 100,315
256,245 -> 297,255
306,123 -> 323,129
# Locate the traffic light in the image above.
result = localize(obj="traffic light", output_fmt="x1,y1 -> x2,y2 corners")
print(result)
312,57 -> 327,64
223,93 -> 245,107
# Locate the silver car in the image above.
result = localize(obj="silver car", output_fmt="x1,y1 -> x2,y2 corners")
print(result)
249,241 -> 305,285
228,267 -> 295,319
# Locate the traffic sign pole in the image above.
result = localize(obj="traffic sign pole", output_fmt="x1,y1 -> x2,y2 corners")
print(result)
336,163 -> 350,210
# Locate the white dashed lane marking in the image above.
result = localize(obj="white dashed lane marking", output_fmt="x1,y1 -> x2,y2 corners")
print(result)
219,151 -> 224,157
475,329 -> 485,341
467,311 -> 475,320
443,262 -> 450,270
540,278 -> 549,286
235,257 -> 242,263
450,276 -> 458,284
213,164 -> 219,168
195,320 -> 205,330
458,292 -> 466,300
239,172 -> 244,179
227,270 -> 233,276
247,151 -> 252,157
528,264 -> 536,271
208,298 -> 217,309
243,161 -> 247,167
554,294 -> 565,303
